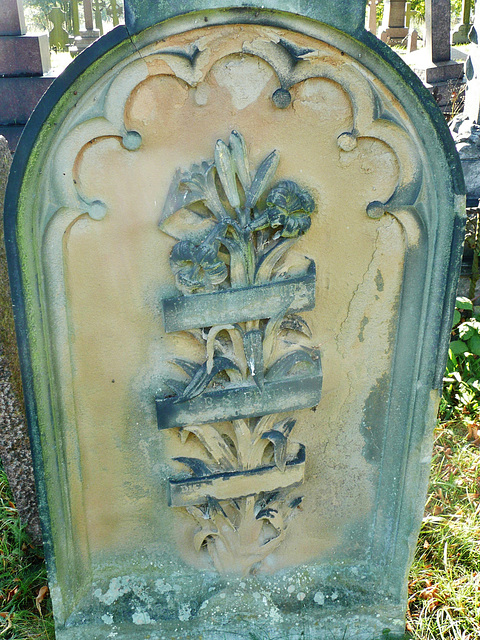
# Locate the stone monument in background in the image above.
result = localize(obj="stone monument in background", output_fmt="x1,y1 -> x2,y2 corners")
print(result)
4,0 -> 465,638
451,5 -> 480,204
379,0 -> 408,43
406,0 -> 464,109
0,0 -> 55,150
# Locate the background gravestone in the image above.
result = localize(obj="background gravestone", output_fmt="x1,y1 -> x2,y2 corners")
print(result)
4,1 -> 465,639
0,0 -> 55,151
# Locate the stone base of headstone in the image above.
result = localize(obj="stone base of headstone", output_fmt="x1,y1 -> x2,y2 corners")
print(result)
410,57 -> 464,84
0,34 -> 51,76
73,29 -> 100,53
407,29 -> 418,53
452,22 -> 472,45
0,135 -> 41,543
0,74 -> 55,149
379,26 -> 409,44
423,78 -> 465,112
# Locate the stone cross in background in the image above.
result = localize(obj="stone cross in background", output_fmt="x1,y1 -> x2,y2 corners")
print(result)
48,7 -> 69,52
0,0 -> 54,150
453,0 -> 473,45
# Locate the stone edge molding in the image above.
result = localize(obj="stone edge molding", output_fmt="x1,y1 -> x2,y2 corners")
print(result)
4,3 -> 466,639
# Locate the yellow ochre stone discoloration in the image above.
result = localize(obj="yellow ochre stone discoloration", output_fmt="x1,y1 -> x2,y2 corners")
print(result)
37,24 -> 419,573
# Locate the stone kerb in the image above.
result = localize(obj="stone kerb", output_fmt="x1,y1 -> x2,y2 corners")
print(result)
4,3 -> 465,639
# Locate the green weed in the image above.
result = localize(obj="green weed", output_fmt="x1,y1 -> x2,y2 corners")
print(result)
0,465 -> 54,639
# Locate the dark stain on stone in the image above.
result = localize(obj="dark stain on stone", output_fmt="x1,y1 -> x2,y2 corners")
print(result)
375,269 -> 384,292
358,316 -> 369,342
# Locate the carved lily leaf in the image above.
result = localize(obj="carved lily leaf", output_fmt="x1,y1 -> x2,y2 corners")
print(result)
289,496 -> 303,509
177,356 -> 241,402
229,130 -> 251,190
261,430 -> 288,471
215,139 -> 240,209
171,358 -> 201,378
180,162 -> 228,221
265,349 -> 317,381
183,425 -> 237,469
221,236 -> 248,286
164,378 -> 187,396
173,456 -> 213,477
193,526 -> 219,552
272,417 -> 296,438
256,507 -> 284,534
252,414 -> 276,440
186,505 -> 208,521
207,496 -> 231,521
280,315 -> 312,338
243,330 -> 264,388
262,303 -> 291,368
159,169 -> 203,228
245,150 -> 279,210
206,325 -> 246,377
255,237 -> 296,283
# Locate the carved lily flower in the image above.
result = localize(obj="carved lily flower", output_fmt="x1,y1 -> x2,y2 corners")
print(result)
170,240 -> 228,294
265,180 -> 315,238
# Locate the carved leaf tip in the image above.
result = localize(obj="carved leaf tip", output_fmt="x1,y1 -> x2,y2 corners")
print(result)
245,150 -> 280,210
215,139 -> 241,210
229,130 -> 251,190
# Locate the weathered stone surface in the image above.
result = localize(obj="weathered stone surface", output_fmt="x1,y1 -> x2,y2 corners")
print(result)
0,34 -> 51,76
0,75 -> 55,124
0,136 -> 41,543
4,4 -> 465,640
0,0 -> 26,36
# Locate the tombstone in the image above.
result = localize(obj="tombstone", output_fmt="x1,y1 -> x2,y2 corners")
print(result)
451,8 -> 480,204
73,0 -> 100,54
407,29 -> 418,53
406,0 -> 464,110
48,7 -> 69,52
4,1 -> 465,639
0,0 -> 54,151
379,0 -> 409,44
367,0 -> 377,35
452,0 -> 472,46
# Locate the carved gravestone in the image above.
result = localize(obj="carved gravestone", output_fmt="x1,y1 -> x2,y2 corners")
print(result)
4,1 -> 465,639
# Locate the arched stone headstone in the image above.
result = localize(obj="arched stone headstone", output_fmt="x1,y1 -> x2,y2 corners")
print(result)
4,1 -> 465,638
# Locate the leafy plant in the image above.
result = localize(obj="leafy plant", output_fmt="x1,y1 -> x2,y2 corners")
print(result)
441,297 -> 480,443
0,466 -> 54,639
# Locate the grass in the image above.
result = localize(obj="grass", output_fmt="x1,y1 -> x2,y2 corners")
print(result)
0,467 -> 54,639
406,420 -> 480,639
